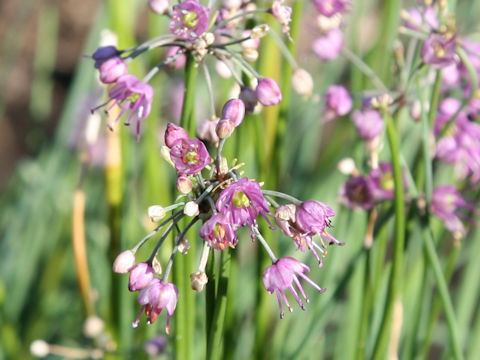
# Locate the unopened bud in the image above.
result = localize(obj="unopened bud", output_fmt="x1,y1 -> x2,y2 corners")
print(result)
218,156 -> 229,175
190,271 -> 208,292
216,119 -> 235,139
410,100 -> 422,122
222,99 -> 245,127
113,250 -> 136,273
243,48 -> 259,62
337,157 -> 356,175
83,316 -> 105,338
178,237 -> 191,254
128,263 -> 154,292
149,0 -> 169,15
292,68 -> 314,96
30,340 -> 50,357
256,78 -> 282,106
316,14 -> 342,32
99,57 -> 128,84
165,123 -> 189,148
176,176 -> 193,194
161,145 -> 174,166
203,32 -> 215,46
148,205 -> 166,222
222,0 -> 242,10
184,201 -> 200,217
215,60 -> 232,78
152,257 -> 163,274
251,24 -> 270,39
241,31 -> 260,50
239,87 -> 258,112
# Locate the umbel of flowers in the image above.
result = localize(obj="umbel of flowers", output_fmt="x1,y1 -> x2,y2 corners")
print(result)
113,117 -> 342,331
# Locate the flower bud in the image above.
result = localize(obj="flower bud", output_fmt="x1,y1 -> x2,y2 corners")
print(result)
30,340 -> 50,357
160,145 -> 174,166
215,60 -> 232,78
190,271 -> 208,292
216,119 -> 235,139
148,205 -> 166,222
198,118 -> 220,144
176,175 -> 193,194
243,48 -> 259,62
149,0 -> 169,15
251,24 -> 270,39
222,0 -> 242,10
184,201 -> 200,217
241,30 -> 260,50
239,87 -> 258,112
99,57 -> 128,84
292,68 -> 314,96
165,123 -> 189,148
166,46 -> 186,70
83,316 -> 105,338
337,157 -> 356,175
409,100 -> 422,122
178,237 -> 190,254
256,78 -> 282,106
222,99 -> 245,127
152,257 -> 163,274
128,263 -> 154,292
113,250 -> 136,273
144,336 -> 167,357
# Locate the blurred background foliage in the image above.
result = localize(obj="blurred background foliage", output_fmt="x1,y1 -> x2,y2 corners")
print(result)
1,0 -> 480,359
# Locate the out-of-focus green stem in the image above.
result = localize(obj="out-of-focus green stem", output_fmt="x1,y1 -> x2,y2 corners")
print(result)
372,112 -> 405,360
181,54 -> 199,137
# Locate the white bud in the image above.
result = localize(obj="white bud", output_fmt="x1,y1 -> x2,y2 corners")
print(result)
203,32 -> 215,46
30,340 -> 50,357
190,271 -> 208,292
112,250 -> 136,273
85,113 -> 101,145
178,238 -> 191,254
215,60 -> 232,79
292,68 -> 314,96
184,201 -> 199,217
160,145 -> 174,166
83,316 -> 105,338
243,48 -> 259,62
251,24 -> 270,39
148,205 -> 166,222
337,157 -> 356,175
152,257 -> 163,274
218,156 -> 229,175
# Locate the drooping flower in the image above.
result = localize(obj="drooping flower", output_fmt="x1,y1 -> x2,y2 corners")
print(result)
323,84 -> 352,122
93,74 -> 154,141
169,137 -> 212,175
169,0 -> 210,40
113,250 -> 137,274
132,279 -> 179,334
421,33 -> 457,69
165,123 -> 190,148
200,214 -> 238,250
312,0 -> 349,17
431,185 -> 473,237
98,57 -> 128,84
256,78 -> 282,106
312,29 -> 344,61
296,200 -> 342,246
216,178 -> 270,230
351,108 -> 384,140
340,175 -> 376,210
262,257 -> 326,318
129,262 -> 155,292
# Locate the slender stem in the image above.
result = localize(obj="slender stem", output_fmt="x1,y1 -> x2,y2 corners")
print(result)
267,29 -> 298,69
147,221 -> 178,264
372,111 -> 405,359
181,53 -> 199,137
212,9 -> 269,32
261,189 -> 302,205
253,226 -> 277,262
202,62 -> 216,118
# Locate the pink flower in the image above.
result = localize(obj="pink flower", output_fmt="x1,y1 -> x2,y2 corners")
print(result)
403,6 -> 438,31
421,33 -> 457,69
312,0 -> 349,17
132,279 -> 179,334
166,46 -> 187,70
169,137 -> 212,175
222,99 -> 246,127
323,84 -> 352,122
340,175 -> 376,210
92,74 -> 154,141
113,250 -> 136,274
272,0 -> 292,34
256,78 -> 282,106
351,109 -> 384,140
431,185 -> 473,236
98,57 -> 128,84
368,163 -> 396,201
216,178 -> 270,230
165,123 -> 190,148
262,257 -> 326,318
200,214 -> 238,250
129,262 -> 155,292
312,29 -> 343,61
198,118 -> 220,144
169,0 -> 210,40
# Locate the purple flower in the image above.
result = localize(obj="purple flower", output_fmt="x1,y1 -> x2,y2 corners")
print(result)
262,257 -> 326,318
323,85 -> 352,122
256,78 -> 282,106
93,74 -> 154,141
222,99 -> 246,127
403,6 -> 438,31
312,29 -> 343,61
129,262 -> 155,292
165,123 -> 190,148
169,0 -> 210,40
239,87 -> 258,112
216,178 -> 270,230
98,57 -> 128,84
169,137 -> 212,175
132,278 -> 178,334
351,108 -> 384,140
368,163 -> 396,201
312,0 -> 349,17
296,200 -> 342,245
421,33 -> 457,69
431,185 -> 473,236
340,175 -> 376,210
200,214 -> 238,250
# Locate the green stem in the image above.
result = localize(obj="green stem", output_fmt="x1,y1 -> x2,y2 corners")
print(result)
181,53 -> 198,137
372,112 -> 406,360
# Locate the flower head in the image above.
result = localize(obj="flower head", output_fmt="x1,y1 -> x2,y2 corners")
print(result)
216,178 -> 270,230
340,175 -> 375,210
421,33 -> 457,69
169,137 -> 212,175
170,0 -> 210,40
132,279 -> 178,334
431,185 -> 473,237
93,74 -> 154,141
262,257 -> 326,318
129,262 -> 155,292
323,84 -> 352,122
312,29 -> 343,61
200,214 -> 238,250
351,108 -> 384,140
